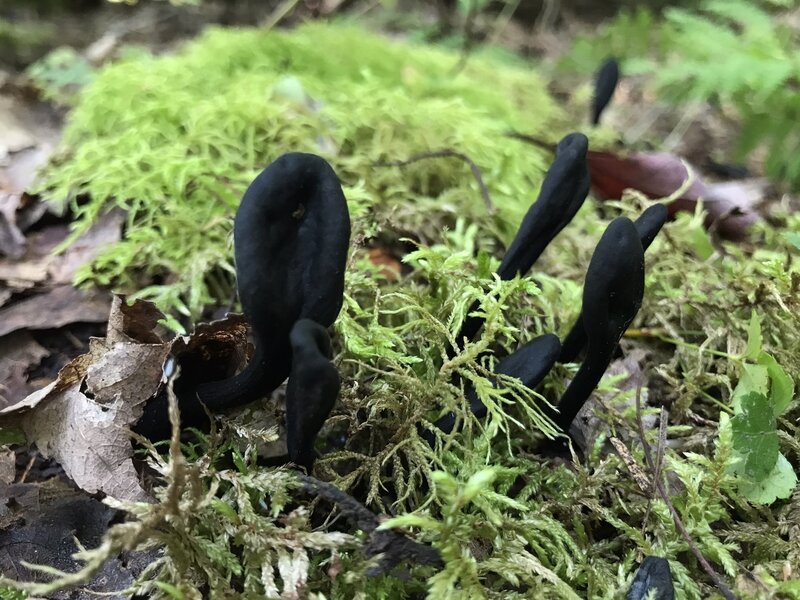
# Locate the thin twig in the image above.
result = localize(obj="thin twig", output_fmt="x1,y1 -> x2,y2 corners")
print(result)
451,0 -> 480,75
373,149 -> 494,214
263,0 -> 303,31
634,386 -> 738,600
505,130 -> 557,153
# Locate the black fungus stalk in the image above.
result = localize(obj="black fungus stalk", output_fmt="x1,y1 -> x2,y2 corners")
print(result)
558,203 -> 667,363
553,217 -> 644,434
453,132 -> 590,351
197,153 -> 351,411
591,57 -> 620,126
285,319 -> 341,471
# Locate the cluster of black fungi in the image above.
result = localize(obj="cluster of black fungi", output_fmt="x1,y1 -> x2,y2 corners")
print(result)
134,138 -> 675,598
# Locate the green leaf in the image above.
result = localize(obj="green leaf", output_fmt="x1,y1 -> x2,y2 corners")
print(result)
731,363 -> 769,412
731,391 -> 778,481
744,310 -> 762,360
783,231 -> 800,250
757,351 -> 795,416
737,453 -> 798,505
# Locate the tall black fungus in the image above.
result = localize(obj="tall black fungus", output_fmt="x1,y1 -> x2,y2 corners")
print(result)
558,203 -> 667,363
454,133 -> 590,349
553,217 -> 644,434
431,333 -> 561,440
197,153 -> 351,410
627,557 -> 675,600
285,319 -> 341,471
591,57 -> 620,126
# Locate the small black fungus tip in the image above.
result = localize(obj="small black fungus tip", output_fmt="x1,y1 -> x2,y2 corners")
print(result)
627,556 -> 675,600
592,57 -> 620,126
286,318 -> 341,471
196,152 -> 350,412
633,203 -> 669,250
554,217 -> 644,433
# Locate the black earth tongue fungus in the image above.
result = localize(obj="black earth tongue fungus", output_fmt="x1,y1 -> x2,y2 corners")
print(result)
196,152 -> 350,412
552,216 -> 645,435
134,153 -> 350,442
558,203 -> 668,363
427,333 -> 561,443
285,319 -> 340,471
452,132 -> 590,352
627,557 -> 675,600
591,57 -> 620,126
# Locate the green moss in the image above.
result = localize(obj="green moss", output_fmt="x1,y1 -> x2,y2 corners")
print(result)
41,21 -> 558,320
23,19 -> 800,600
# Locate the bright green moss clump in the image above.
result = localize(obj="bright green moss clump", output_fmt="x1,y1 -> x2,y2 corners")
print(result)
42,22 -> 558,321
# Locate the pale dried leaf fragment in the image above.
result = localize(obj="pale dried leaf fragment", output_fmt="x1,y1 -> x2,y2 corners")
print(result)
3,296 -> 171,501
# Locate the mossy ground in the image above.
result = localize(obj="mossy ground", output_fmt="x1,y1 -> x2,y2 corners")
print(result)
6,18 -> 800,600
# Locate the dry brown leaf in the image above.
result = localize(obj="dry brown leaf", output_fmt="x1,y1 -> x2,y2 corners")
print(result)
2,296 -> 172,501
0,285 -> 110,337
0,447 -> 14,484
0,93 -> 61,258
0,331 -> 49,410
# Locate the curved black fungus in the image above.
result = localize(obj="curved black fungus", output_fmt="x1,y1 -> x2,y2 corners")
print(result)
285,319 -> 341,471
591,57 -> 620,126
559,203 -> 667,363
627,556 -> 675,600
430,333 -> 561,440
553,217 -> 644,434
454,133 -> 590,349
197,152 -> 351,411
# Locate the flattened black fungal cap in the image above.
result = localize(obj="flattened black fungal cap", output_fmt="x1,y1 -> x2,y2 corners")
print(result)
498,132 -> 590,281
627,557 -> 675,600
197,153 -> 350,411
558,204 -> 667,363
285,319 -> 340,471
455,133 -> 590,348
554,217 -> 644,433
592,57 -> 620,126
432,334 -> 561,437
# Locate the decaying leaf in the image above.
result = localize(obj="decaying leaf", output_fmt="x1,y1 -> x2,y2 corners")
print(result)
0,285 -> 110,337
587,150 -> 762,240
0,294 -> 259,500
0,331 -> 50,410
0,296 -> 172,501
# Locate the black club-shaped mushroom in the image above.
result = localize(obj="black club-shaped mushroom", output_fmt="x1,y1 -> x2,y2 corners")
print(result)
428,333 -> 561,442
134,153 -> 350,442
285,319 -> 341,471
558,203 -> 667,363
197,152 -> 351,411
553,216 -> 645,434
627,556 -> 675,600
454,132 -> 590,350
591,57 -> 620,126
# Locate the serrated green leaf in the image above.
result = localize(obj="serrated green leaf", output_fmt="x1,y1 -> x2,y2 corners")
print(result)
731,391 -> 778,481
757,351 -> 795,416
738,452 -> 798,505
744,310 -> 762,360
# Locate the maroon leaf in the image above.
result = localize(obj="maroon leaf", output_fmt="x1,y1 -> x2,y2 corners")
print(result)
587,150 -> 762,240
